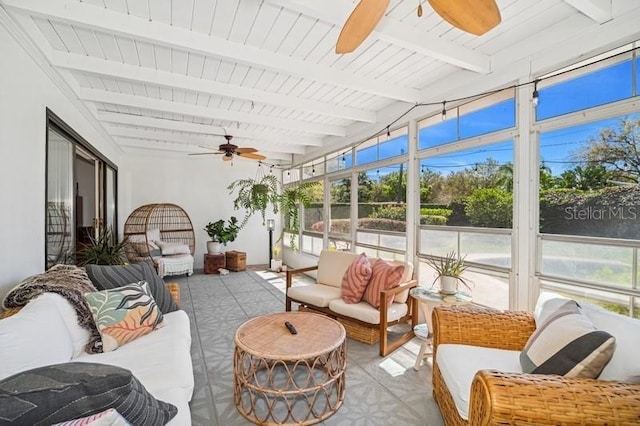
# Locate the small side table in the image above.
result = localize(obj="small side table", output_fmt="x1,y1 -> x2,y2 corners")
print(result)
409,287 -> 472,370
204,253 -> 226,274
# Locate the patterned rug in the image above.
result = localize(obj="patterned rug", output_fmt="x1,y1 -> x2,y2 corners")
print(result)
171,270 -> 444,426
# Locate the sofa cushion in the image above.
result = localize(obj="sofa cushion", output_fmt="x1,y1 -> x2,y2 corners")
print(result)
436,344 -> 522,420
341,253 -> 372,303
287,283 -> 342,308
0,362 -> 176,426
0,294 -> 73,380
329,299 -> 408,324
317,250 -> 360,288
362,259 -> 405,309
521,299 -> 615,378
582,303 -> 640,383
155,241 -> 190,256
36,293 -> 92,358
52,408 -> 130,426
86,261 -> 178,313
84,282 -> 165,353
73,310 -> 194,402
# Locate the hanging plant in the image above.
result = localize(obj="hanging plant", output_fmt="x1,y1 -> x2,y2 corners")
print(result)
279,181 -> 320,250
227,174 -> 280,228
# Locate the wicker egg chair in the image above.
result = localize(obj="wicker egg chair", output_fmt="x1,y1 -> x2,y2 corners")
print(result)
123,203 -> 195,278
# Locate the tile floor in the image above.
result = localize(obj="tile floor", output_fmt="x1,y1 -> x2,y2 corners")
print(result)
171,270 -> 444,425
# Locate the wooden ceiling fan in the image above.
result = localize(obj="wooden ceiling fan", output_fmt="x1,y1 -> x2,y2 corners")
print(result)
336,0 -> 502,54
189,135 -> 266,162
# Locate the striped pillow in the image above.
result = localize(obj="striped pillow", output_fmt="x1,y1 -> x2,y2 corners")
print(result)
520,299 -> 615,378
85,261 -> 178,313
362,259 -> 405,309
341,253 -> 372,303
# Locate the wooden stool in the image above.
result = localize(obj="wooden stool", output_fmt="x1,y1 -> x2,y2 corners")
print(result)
204,253 -> 226,274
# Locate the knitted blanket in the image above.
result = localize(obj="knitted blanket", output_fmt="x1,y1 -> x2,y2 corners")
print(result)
3,264 -> 103,353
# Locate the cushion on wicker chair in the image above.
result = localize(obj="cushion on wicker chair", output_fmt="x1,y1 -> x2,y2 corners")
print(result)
520,299 -> 615,378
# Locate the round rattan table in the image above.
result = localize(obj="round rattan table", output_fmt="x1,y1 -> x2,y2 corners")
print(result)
233,311 -> 346,425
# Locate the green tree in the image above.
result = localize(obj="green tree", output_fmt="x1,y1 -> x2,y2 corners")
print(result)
575,117 -> 640,183
464,188 -> 513,228
557,164 -> 611,190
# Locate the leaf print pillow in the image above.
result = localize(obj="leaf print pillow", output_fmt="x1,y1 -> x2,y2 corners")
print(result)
84,281 -> 164,352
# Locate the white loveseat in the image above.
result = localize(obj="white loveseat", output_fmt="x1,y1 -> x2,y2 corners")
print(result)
432,292 -> 640,425
285,250 -> 418,356
0,292 -> 194,425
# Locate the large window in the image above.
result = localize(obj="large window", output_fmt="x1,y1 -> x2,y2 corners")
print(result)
301,179 -> 324,255
355,164 -> 407,258
536,50 -> 640,317
356,128 -> 408,166
419,89 -> 515,150
328,177 -> 351,250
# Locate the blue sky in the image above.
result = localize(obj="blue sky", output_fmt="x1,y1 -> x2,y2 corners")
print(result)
342,55 -> 638,178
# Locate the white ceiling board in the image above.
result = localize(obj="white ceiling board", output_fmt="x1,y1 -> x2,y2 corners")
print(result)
4,0 -> 640,162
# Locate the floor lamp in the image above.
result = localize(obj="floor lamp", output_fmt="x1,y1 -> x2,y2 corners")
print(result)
267,219 -> 275,267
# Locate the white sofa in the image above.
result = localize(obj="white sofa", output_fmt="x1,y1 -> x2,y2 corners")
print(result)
432,292 -> 640,425
0,292 -> 194,425
285,250 -> 418,356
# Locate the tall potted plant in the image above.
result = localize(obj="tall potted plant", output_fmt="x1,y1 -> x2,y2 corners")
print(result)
204,216 -> 239,254
79,227 -> 127,265
425,251 -> 472,294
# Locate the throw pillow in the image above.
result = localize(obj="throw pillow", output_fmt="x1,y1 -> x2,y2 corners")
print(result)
155,241 -> 190,256
84,282 -> 164,352
0,362 -> 176,426
85,261 -> 178,313
0,294 -> 73,381
52,408 -> 131,426
520,299 -> 615,378
341,253 -> 372,304
362,259 -> 405,309
2,264 -> 102,354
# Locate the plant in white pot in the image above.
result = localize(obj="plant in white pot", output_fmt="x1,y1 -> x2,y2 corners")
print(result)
271,243 -> 283,272
204,217 -> 240,254
425,251 -> 472,295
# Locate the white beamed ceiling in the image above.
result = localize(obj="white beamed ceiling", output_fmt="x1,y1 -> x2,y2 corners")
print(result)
1,0 -> 639,164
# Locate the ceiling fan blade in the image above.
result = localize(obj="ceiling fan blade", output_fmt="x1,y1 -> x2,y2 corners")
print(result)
428,0 -> 501,36
188,152 -> 219,156
197,145 -> 219,151
239,152 -> 267,161
336,0 -> 389,54
235,147 -> 258,154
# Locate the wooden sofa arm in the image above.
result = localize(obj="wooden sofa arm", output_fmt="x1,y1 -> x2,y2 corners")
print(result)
285,265 -> 318,289
469,370 -> 640,425
433,305 -> 535,353
166,282 -> 181,306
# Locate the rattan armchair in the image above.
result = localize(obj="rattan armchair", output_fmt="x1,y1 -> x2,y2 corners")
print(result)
432,304 -> 640,425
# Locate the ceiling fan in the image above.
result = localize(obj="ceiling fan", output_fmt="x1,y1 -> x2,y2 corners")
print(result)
189,135 -> 266,162
336,0 -> 502,54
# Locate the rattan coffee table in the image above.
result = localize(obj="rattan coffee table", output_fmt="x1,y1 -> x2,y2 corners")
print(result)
233,311 -> 346,425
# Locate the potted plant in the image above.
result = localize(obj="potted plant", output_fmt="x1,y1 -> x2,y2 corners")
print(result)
425,251 -> 472,294
79,226 -> 127,265
271,243 -> 283,272
204,216 -> 240,254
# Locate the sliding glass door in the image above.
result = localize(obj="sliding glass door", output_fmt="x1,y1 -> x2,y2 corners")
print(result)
45,110 -> 118,268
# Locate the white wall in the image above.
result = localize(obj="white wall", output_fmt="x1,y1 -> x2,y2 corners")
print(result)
120,153 -> 277,269
0,23 -> 121,299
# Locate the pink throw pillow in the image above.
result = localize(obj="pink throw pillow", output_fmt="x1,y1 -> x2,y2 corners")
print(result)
362,260 -> 405,309
341,253 -> 373,303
